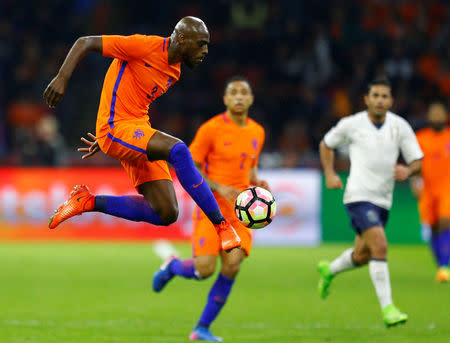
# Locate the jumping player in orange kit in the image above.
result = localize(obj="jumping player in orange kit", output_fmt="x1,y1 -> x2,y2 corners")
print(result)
412,102 -> 450,282
152,76 -> 268,341
43,16 -> 240,252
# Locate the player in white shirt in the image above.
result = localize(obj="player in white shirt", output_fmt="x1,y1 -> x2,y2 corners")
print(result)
317,76 -> 423,327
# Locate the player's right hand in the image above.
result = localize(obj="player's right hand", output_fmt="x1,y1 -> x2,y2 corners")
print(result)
218,185 -> 241,203
325,172 -> 343,189
43,74 -> 68,108
77,132 -> 100,159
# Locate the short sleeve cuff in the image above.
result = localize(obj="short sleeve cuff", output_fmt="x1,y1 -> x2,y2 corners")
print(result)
323,135 -> 336,149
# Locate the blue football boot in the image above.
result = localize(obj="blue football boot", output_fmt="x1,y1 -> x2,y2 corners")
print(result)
152,255 -> 177,292
189,326 -> 223,342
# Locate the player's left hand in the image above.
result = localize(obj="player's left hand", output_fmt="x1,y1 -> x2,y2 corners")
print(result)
394,164 -> 410,181
77,132 -> 100,159
254,180 -> 270,192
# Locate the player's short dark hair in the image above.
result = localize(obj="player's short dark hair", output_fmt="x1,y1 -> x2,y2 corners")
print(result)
367,75 -> 392,94
224,75 -> 252,94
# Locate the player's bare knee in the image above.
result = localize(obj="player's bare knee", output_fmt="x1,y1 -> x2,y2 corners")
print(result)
353,252 -> 370,265
167,138 -> 185,156
194,256 -> 217,279
364,228 -> 388,258
363,253 -> 371,264
196,264 -> 215,279
149,201 -> 178,226
437,218 -> 450,232
158,206 -> 179,226
222,262 -> 241,278
172,137 -> 184,148
358,253 -> 371,265
147,132 -> 184,161
370,241 -> 387,259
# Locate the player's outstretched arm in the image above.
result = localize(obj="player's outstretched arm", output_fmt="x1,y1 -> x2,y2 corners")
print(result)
320,140 -> 343,189
193,162 -> 240,202
43,36 -> 102,108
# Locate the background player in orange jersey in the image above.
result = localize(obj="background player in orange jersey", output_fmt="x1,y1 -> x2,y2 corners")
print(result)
411,102 -> 450,282
42,16 -> 240,252
152,76 -> 268,342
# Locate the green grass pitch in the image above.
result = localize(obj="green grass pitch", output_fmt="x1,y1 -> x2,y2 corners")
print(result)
0,243 -> 448,343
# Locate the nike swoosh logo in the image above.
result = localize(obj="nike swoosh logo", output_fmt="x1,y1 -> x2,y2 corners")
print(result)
214,296 -> 225,303
77,195 -> 86,202
193,178 -> 204,188
144,63 -> 152,68
224,142 -> 231,146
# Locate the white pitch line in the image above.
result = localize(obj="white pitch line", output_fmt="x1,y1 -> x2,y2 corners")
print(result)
1,319 -> 438,331
152,240 -> 179,261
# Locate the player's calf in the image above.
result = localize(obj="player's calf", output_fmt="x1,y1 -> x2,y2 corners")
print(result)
137,180 -> 179,226
434,223 -> 450,275
195,273 -> 235,337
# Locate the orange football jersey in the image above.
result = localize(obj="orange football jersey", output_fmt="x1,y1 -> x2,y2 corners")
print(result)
189,112 -> 265,191
416,127 -> 450,191
96,35 -> 181,139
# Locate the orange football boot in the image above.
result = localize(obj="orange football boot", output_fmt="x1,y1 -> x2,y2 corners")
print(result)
436,267 -> 450,283
215,220 -> 241,252
48,185 -> 95,229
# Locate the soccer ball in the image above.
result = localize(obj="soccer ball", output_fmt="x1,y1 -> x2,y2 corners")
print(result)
234,187 -> 276,229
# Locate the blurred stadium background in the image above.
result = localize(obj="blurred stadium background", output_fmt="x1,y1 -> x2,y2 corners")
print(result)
1,0 -> 449,167
0,1 -> 449,342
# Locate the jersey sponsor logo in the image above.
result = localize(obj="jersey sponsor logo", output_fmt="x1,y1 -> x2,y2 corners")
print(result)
133,129 -> 145,139
252,139 -> 258,150
199,237 -> 205,247
193,178 -> 204,188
